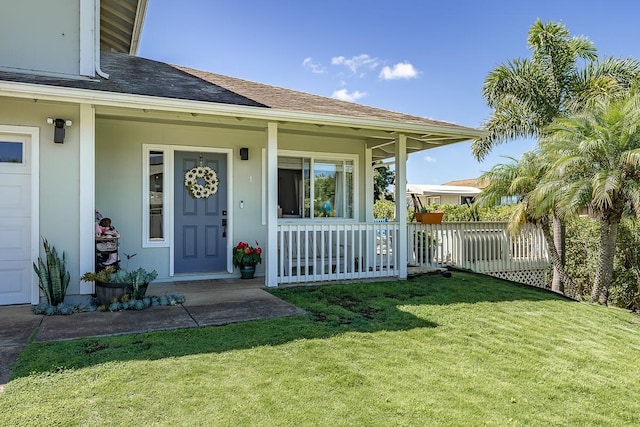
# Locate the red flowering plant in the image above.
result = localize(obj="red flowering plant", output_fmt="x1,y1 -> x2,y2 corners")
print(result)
232,241 -> 262,268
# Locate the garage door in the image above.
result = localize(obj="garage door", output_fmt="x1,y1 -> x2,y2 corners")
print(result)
0,134 -> 33,305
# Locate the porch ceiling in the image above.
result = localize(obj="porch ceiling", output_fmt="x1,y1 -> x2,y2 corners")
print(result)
94,105 -> 475,161
100,0 -> 148,55
366,134 -> 475,161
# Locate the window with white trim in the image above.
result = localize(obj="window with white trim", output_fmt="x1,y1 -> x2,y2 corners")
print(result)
0,140 -> 24,164
278,154 -> 354,219
143,146 -> 167,246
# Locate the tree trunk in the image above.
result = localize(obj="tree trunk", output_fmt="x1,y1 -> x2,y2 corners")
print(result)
540,215 -> 574,293
551,214 -> 565,294
591,207 -> 623,305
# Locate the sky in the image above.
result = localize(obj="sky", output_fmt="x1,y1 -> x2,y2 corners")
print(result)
137,0 -> 640,185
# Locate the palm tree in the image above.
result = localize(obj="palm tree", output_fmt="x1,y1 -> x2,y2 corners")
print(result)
474,19 -> 638,160
538,89 -> 640,304
477,152 -> 573,294
473,19 -> 640,292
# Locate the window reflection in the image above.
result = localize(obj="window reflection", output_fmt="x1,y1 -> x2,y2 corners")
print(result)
149,151 -> 164,239
0,141 -> 23,164
278,155 -> 354,219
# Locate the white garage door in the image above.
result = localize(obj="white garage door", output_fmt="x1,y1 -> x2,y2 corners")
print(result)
0,134 -> 33,305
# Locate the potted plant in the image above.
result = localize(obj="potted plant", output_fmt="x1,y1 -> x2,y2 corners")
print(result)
81,266 -> 158,304
421,211 -> 444,224
232,241 -> 262,279
414,207 -> 444,224
414,207 -> 428,223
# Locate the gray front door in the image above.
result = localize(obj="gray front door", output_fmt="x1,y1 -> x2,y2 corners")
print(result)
174,151 -> 227,273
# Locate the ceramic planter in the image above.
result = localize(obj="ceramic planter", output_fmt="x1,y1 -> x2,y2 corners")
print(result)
240,265 -> 256,279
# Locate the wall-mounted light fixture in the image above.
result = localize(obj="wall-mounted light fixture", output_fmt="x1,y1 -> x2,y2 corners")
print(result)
46,117 -> 72,143
240,147 -> 249,160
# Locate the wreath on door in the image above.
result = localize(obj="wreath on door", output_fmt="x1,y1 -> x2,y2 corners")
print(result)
184,166 -> 219,199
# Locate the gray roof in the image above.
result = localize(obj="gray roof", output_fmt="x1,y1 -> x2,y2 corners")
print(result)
0,52 -> 477,134
175,64 -> 467,130
0,52 -> 264,107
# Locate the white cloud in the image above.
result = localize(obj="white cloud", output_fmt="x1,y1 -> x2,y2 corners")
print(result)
332,88 -> 367,102
331,54 -> 380,75
302,57 -> 326,74
379,62 -> 419,80
423,155 -> 437,163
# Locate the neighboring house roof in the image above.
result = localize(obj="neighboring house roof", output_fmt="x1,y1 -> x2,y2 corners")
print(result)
101,0 -> 148,55
442,178 -> 488,189
407,184 -> 481,197
0,51 -> 484,160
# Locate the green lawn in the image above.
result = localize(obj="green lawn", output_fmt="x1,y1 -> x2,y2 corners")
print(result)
2,272 -> 639,426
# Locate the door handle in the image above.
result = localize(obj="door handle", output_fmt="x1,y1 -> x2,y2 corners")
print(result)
222,218 -> 227,238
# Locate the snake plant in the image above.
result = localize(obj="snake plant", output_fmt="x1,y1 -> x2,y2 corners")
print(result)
33,238 -> 70,305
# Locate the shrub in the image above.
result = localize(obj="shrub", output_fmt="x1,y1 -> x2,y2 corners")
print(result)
611,220 -> 640,309
373,200 -> 395,220
564,217 -> 599,300
563,216 -> 640,307
407,204 -> 516,222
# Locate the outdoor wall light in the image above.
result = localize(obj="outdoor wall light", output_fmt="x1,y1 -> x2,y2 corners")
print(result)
46,117 -> 72,143
240,147 -> 249,160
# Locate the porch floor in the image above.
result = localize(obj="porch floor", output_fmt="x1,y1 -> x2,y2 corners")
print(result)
0,277 -> 305,389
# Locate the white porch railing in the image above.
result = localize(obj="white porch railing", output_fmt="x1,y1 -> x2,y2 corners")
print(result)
408,221 -> 550,287
277,222 -> 399,284
277,221 -> 550,287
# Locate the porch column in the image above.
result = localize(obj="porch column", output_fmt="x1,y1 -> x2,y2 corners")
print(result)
364,147 -> 374,222
79,103 -> 95,294
265,122 -> 278,287
395,134 -> 408,280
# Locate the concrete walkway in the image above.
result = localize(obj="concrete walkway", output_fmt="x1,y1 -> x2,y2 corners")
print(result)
0,278 -> 305,390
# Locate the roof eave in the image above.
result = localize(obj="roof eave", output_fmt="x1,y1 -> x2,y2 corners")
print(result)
129,0 -> 148,55
0,80 -> 486,141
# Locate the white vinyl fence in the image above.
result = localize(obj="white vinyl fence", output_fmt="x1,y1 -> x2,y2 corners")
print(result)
277,221 -> 550,287
408,221 -> 550,287
277,222 -> 398,284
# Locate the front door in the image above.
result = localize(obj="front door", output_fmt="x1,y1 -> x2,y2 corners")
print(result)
174,151 -> 227,274
0,133 -> 32,304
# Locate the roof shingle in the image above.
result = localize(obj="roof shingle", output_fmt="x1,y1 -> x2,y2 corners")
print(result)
0,52 -> 478,134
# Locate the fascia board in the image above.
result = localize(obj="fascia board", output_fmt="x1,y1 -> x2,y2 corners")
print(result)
0,80 -> 486,139
129,0 -> 149,55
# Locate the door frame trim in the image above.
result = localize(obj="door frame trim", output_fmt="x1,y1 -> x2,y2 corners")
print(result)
169,146 -> 233,277
0,125 -> 39,304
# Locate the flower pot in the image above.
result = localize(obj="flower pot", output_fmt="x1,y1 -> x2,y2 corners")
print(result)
131,282 -> 149,300
95,281 -> 149,304
240,265 -> 256,279
95,281 -> 128,305
420,212 -> 444,224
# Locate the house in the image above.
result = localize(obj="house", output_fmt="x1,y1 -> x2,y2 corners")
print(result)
407,184 -> 482,207
441,178 -> 487,189
0,0 -> 484,305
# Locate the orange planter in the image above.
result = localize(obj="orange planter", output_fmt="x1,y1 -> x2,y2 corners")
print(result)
418,212 -> 443,224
